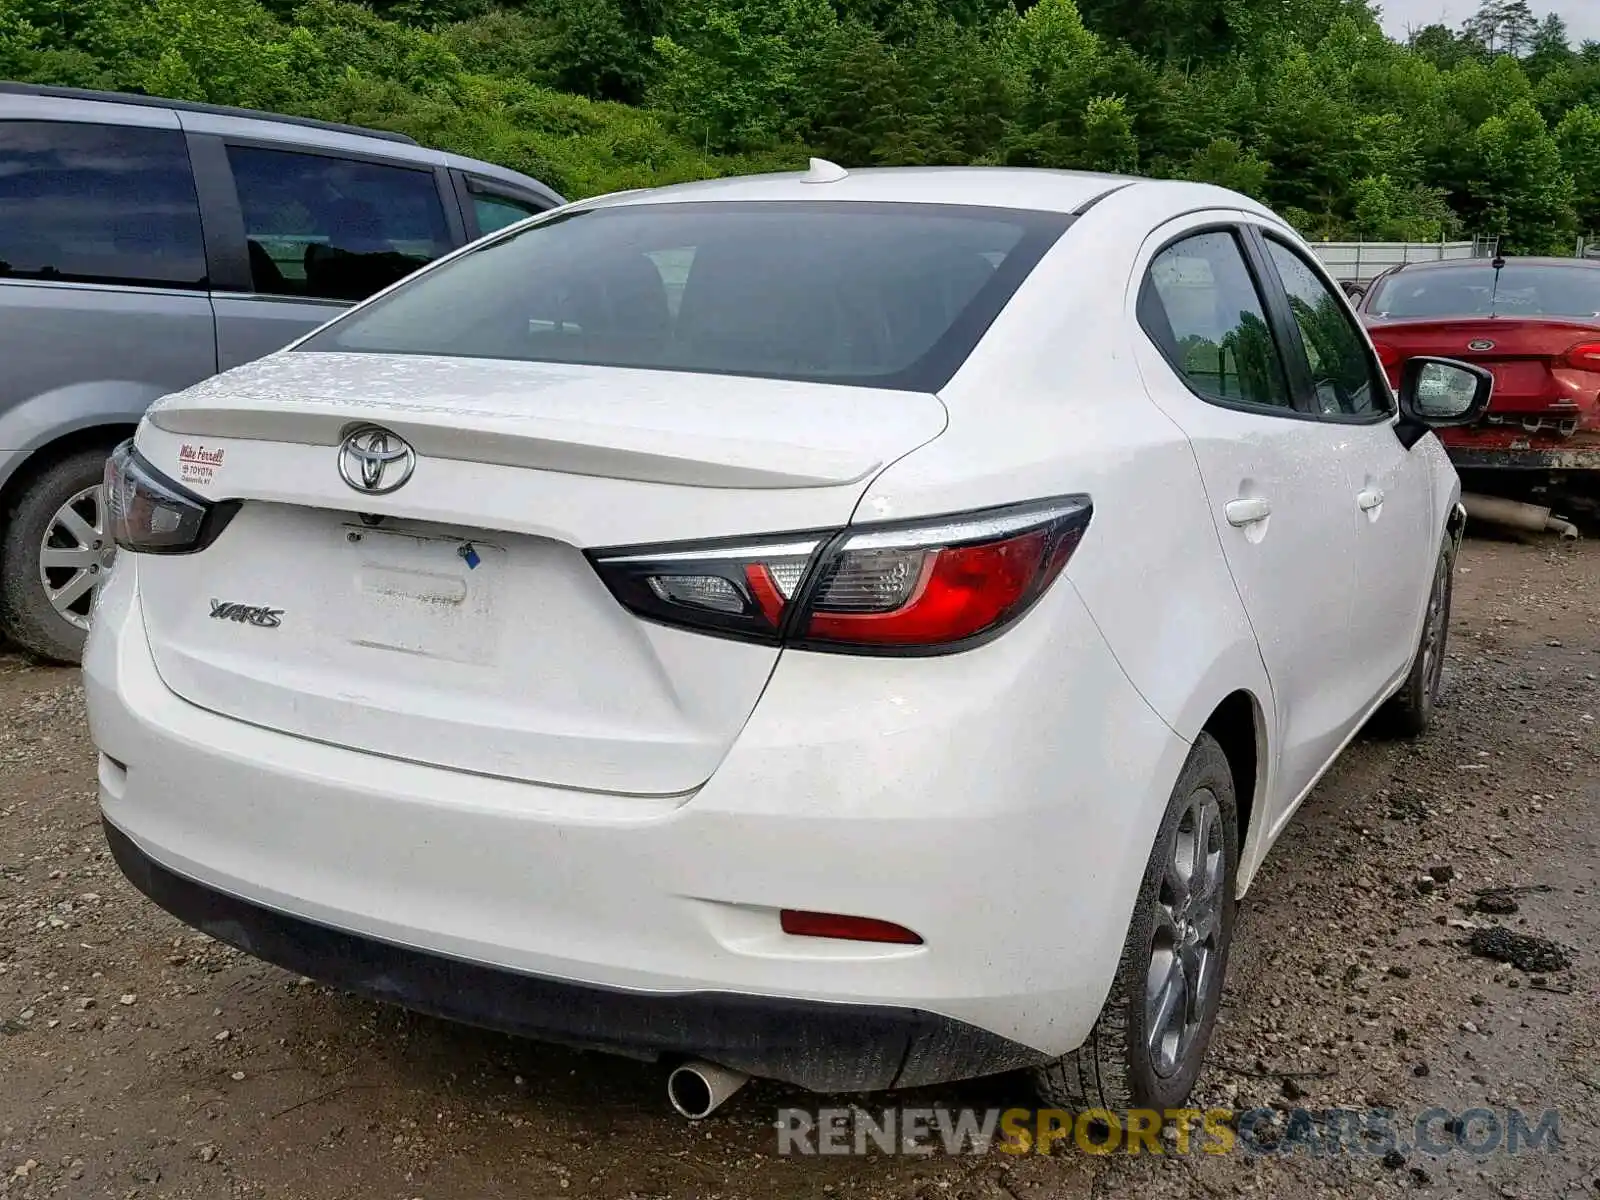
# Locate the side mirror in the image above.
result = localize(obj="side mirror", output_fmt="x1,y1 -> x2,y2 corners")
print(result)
1394,356 -> 1492,450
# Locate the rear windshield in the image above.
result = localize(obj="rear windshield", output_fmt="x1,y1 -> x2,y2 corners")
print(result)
1367,263 -> 1600,319
298,201 -> 1071,390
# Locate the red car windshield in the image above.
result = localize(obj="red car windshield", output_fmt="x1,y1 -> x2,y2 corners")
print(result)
1367,263 -> 1600,320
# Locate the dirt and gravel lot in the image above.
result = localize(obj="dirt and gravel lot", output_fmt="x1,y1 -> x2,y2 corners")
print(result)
1,535 -> 1595,1200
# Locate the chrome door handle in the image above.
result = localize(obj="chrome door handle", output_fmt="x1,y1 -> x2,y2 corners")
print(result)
1225,497 -> 1273,527
1357,488 -> 1385,511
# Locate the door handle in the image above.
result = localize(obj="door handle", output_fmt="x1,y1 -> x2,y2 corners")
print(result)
1357,488 -> 1385,512
1225,497 -> 1273,527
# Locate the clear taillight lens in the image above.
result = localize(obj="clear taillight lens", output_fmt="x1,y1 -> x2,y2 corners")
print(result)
588,496 -> 1092,653
105,440 -> 237,555
587,535 -> 827,641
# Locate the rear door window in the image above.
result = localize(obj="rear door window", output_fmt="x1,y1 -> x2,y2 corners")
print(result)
299,201 -> 1071,391
1139,230 -> 1295,412
225,145 -> 452,303
0,121 -> 206,289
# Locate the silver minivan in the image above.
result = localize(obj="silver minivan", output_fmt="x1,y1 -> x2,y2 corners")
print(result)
0,82 -> 562,661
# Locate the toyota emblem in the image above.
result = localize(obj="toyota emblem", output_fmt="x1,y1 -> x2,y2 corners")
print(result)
1466,339 -> 1496,351
338,425 -> 416,495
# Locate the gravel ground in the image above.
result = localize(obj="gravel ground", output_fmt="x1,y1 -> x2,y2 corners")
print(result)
1,535 -> 1595,1199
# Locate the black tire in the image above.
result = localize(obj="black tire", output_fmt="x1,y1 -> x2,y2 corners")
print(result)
1032,732 -> 1239,1111
1373,535 -> 1454,739
0,447 -> 115,664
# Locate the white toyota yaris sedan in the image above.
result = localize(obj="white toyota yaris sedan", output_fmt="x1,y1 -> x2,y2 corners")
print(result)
85,164 -> 1491,1115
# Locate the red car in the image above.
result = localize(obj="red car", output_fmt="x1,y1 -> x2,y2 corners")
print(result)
1358,257 -> 1600,473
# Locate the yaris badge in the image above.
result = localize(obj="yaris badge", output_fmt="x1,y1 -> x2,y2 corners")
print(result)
338,425 -> 416,495
210,600 -> 283,628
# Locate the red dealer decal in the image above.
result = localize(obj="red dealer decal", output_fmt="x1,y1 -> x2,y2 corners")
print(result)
178,443 -> 225,486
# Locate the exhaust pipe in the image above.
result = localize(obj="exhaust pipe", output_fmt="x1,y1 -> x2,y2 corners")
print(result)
1461,493 -> 1580,540
667,1061 -> 749,1119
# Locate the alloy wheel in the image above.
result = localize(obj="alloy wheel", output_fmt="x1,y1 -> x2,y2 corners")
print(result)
1145,786 -> 1225,1078
38,485 -> 112,632
1419,550 -> 1450,698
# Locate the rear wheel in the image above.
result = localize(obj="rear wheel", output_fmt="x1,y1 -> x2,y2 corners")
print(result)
1,448 -> 116,664
1373,535 -> 1454,738
1033,732 -> 1239,1111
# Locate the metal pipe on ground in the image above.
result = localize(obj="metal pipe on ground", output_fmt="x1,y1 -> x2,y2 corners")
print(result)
1462,493 -> 1580,540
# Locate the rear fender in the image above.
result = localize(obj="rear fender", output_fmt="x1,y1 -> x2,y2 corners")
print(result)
0,380 -> 159,490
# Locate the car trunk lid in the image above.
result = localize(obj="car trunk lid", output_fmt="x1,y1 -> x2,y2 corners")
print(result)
1366,317 -> 1600,415
133,352 -> 948,795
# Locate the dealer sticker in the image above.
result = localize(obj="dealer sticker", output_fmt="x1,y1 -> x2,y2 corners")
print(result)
178,443 -> 225,486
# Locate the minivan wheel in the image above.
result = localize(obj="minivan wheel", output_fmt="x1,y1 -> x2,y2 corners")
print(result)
1372,536 -> 1454,739
0,448 -> 116,664
1033,732 -> 1238,1112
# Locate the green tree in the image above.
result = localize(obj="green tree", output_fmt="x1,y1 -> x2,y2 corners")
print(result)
1466,98 -> 1577,251
1079,94 -> 1138,171
805,19 -> 1015,165
1523,13 -> 1572,79
1408,22 -> 1477,70
1555,103 -> 1600,234
92,0 -> 303,108
996,0 -> 1100,165
1347,174 -> 1459,240
1182,136 -> 1270,197
1462,0 -> 1537,56
651,0 -> 837,151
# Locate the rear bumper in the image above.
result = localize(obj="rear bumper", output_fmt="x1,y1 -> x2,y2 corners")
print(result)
84,557 -> 1191,1090
1447,446 -> 1600,471
104,819 -> 1040,1090
1440,426 -> 1600,471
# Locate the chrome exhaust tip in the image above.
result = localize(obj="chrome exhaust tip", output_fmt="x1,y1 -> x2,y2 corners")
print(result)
667,1060 -> 749,1119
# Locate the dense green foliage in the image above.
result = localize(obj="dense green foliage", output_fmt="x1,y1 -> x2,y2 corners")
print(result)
3,0 -> 1597,249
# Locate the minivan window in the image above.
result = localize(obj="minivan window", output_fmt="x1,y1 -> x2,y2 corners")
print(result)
473,191 -> 543,235
226,145 -> 452,303
0,121 -> 205,290
300,201 -> 1071,390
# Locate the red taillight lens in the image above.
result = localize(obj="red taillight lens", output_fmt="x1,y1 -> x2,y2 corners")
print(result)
799,502 -> 1089,647
779,909 -> 924,945
1563,340 -> 1600,371
588,496 -> 1092,654
1372,341 -> 1402,370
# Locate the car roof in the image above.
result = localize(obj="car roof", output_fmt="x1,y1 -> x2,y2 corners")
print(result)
585,164 -> 1270,218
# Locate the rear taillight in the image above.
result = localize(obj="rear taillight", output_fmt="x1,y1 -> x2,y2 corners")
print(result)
584,534 -> 826,642
1563,340 -> 1600,371
588,495 -> 1091,654
105,440 -> 238,555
